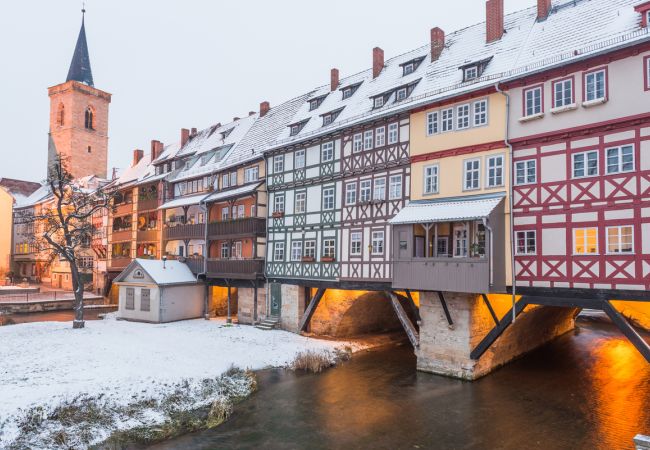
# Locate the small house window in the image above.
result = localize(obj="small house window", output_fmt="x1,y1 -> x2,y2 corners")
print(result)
456,104 -> 470,130
342,88 -> 353,99
463,159 -> 480,190
427,111 -> 439,135
515,231 -> 536,255
345,182 -> 357,205
290,124 -> 301,136
295,149 -> 306,169
515,159 -> 537,185
463,66 -> 478,82
304,240 -> 316,258
646,56 -> 650,90
322,187 -> 335,210
584,69 -> 607,102
323,114 -> 333,126
371,231 -> 385,255
553,78 -> 574,108
606,226 -> 634,254
396,88 -> 408,101
574,228 -> 598,255
323,239 -> 336,258
441,108 -> 454,132
364,130 -> 374,150
321,142 -> 334,162
353,133 -> 363,152
125,287 -> 135,310
274,242 -> 285,261
274,194 -> 285,213
375,127 -> 386,147
140,289 -> 151,312
373,178 -> 386,201
360,180 -> 372,202
273,155 -> 284,173
524,86 -> 543,117
473,99 -> 488,126
486,155 -> 504,187
388,123 -> 399,144
295,191 -> 306,214
606,145 -> 634,174
350,232 -> 362,255
572,150 -> 598,178
424,165 -> 439,194
403,63 -> 414,75
374,97 -> 384,108
389,175 -> 402,200
291,241 -> 303,261
84,107 -> 94,130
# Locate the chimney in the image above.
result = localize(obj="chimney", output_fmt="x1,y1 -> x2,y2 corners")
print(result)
150,140 -> 164,161
181,128 -> 190,147
486,0 -> 504,43
373,47 -> 384,78
132,149 -> 144,167
191,127 -> 197,137
430,27 -> 445,61
249,111 -> 255,116
537,0 -> 552,21
331,68 -> 339,91
260,101 -> 270,117
233,117 -> 240,122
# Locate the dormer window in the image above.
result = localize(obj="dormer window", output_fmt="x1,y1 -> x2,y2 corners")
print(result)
403,63 -> 414,75
396,88 -> 408,101
374,97 -> 385,108
464,66 -> 478,82
342,88 -> 353,99
340,82 -> 362,100
221,128 -> 234,139
309,95 -> 327,111
399,56 -> 425,76
321,108 -> 343,127
459,57 -> 493,83
634,2 -> 650,27
288,119 -> 309,136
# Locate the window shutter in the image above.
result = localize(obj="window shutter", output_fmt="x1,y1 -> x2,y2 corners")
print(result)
141,289 -> 151,312
126,288 -> 135,310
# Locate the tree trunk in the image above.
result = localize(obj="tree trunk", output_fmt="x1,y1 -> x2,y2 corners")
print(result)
70,262 -> 85,329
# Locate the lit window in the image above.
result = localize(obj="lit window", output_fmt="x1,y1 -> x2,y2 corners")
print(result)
323,239 -> 335,258
291,241 -> 303,261
515,160 -> 536,185
373,178 -> 386,201
457,104 -> 470,129
353,133 -> 363,152
304,240 -> 316,258
441,108 -> 454,132
515,231 -> 536,255
553,78 -> 573,108
388,123 -> 399,144
607,226 -> 633,254
464,66 -> 478,81
345,182 -> 357,205
374,97 -> 384,108
295,149 -> 305,169
364,130 -> 374,150
321,142 -> 334,162
389,175 -> 402,200
424,165 -> 439,194
574,228 -> 598,255
572,151 -> 598,178
464,159 -> 480,190
524,86 -> 543,116
273,155 -> 284,173
473,99 -> 488,126
427,111 -> 439,135
486,155 -> 504,187
295,191 -> 306,214
396,88 -> 408,101
360,179 -> 372,202
274,242 -> 285,261
371,231 -> 385,255
350,232 -> 362,255
273,194 -> 285,213
585,69 -> 607,102
323,187 -> 335,210
606,145 -> 634,174
375,127 -> 386,147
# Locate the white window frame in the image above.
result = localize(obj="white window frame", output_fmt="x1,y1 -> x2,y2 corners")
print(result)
221,207 -> 229,221
345,182 -> 357,205
606,225 -> 634,255
464,66 -> 478,81
221,174 -> 230,189
573,227 -> 598,255
273,194 -> 285,213
291,241 -> 303,261
389,175 -> 402,200
295,191 -> 306,214
373,178 -> 386,201
646,55 -> 650,90
364,130 -> 374,150
353,133 -> 363,152
244,166 -> 259,183
374,97 -> 384,108
350,231 -> 362,256
321,141 -> 334,162
606,145 -> 634,174
375,127 -> 386,147
342,88 -> 352,99
515,159 -> 537,185
403,63 -> 414,75
486,154 -> 504,188
237,204 -> 244,218
322,187 -> 335,210
584,69 -> 607,102
323,114 -> 333,126
304,240 -> 316,258
360,179 -> 372,202
273,155 -> 284,173
426,111 -> 439,136
463,158 -> 480,191
230,172 -> 237,187
515,230 -> 536,255
396,88 -> 408,101
221,242 -> 230,259
424,164 -> 439,195
572,150 -> 599,178
553,78 -> 573,108
524,86 -> 543,117
294,149 -> 306,169
274,242 -> 285,261
473,99 -> 488,126
456,104 -> 470,130
323,238 -> 336,258
441,108 -> 454,132
371,230 -> 385,255
387,123 -> 399,144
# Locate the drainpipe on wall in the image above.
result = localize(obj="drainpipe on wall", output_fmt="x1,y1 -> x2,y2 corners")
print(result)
495,81 -> 517,323
199,199 -> 209,319
482,218 -> 494,287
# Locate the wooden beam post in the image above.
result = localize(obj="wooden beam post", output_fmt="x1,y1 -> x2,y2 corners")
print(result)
298,287 -> 325,332
470,299 -> 528,360
437,291 -> 454,327
387,291 -> 419,348
481,293 -> 499,326
602,301 -> 650,363
404,289 -> 421,323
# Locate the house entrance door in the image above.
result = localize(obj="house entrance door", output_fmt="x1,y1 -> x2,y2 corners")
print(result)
270,283 -> 282,317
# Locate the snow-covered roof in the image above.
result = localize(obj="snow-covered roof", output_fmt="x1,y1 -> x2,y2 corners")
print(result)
112,152 -> 154,189
203,182 -> 262,204
158,193 -> 208,210
389,193 -> 505,225
13,184 -> 51,208
115,258 -> 198,285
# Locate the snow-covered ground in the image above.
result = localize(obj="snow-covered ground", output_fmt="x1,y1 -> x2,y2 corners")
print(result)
0,317 -> 361,448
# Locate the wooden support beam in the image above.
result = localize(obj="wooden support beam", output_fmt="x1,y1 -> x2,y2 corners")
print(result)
393,291 -> 420,323
387,291 -> 419,349
481,293 -> 499,326
404,289 -> 421,322
437,291 -> 453,327
470,299 -> 528,360
602,301 -> 650,363
298,288 -> 325,332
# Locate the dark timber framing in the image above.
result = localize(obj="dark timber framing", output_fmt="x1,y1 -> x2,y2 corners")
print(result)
299,287 -> 326,332
387,291 -> 419,348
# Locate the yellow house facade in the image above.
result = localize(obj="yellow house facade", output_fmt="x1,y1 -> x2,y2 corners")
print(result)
0,187 -> 14,277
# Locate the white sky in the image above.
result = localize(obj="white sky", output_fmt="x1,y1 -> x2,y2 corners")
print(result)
0,0 -> 536,182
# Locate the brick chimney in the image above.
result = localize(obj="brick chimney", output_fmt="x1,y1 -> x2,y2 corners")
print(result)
249,111 -> 255,116
191,127 -> 197,137
132,149 -> 144,167
537,0 -> 552,21
181,128 -> 190,147
233,117 -> 240,122
430,27 -> 445,61
331,68 -> 340,91
150,140 -> 164,161
260,101 -> 270,117
373,47 -> 384,78
486,0 -> 504,43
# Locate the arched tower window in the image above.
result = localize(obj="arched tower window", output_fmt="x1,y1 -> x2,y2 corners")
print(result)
57,104 -> 65,126
84,107 -> 94,130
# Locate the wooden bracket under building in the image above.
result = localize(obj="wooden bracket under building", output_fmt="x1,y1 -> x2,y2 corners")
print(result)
470,298 -> 528,360
387,291 -> 420,349
437,291 -> 454,327
298,288 -> 326,332
602,300 -> 650,362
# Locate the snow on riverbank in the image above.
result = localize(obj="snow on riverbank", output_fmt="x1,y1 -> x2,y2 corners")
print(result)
0,317 -> 361,448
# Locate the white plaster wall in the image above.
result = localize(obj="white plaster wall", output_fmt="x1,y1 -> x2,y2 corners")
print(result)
117,284 -> 160,322
161,284 -> 204,322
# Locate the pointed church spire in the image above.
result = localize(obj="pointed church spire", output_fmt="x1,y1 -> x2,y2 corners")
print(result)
66,7 -> 94,87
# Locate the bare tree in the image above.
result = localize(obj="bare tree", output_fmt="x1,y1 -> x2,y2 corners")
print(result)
27,156 -> 114,328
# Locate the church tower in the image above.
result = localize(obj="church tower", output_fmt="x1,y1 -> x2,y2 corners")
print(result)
47,9 -> 111,180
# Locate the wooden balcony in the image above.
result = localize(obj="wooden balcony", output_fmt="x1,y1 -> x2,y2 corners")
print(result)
137,198 -> 159,211
392,257 -> 491,294
113,203 -> 133,216
184,257 -> 204,274
206,258 -> 264,280
111,230 -> 132,242
137,229 -> 159,242
208,217 -> 266,240
163,223 -> 205,241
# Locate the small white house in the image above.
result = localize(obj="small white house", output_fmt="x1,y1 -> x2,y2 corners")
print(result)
114,259 -> 204,323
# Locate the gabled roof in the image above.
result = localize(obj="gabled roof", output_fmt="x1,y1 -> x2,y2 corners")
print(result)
66,12 -> 94,87
0,178 -> 42,198
114,258 -> 198,285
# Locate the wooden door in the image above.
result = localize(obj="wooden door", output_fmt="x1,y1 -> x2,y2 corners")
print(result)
270,283 -> 281,317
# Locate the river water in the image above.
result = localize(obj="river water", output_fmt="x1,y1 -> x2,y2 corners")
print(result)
150,317 -> 650,450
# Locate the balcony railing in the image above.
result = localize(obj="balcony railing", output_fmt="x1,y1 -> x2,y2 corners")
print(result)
163,223 -> 205,241
111,230 -> 132,242
206,258 -> 264,279
138,198 -> 159,211
113,203 -> 133,216
137,229 -> 159,242
109,257 -> 131,270
208,217 -> 266,240
392,257 -> 491,294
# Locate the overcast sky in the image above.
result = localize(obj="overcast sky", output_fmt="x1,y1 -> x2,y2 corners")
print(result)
0,0 -> 536,182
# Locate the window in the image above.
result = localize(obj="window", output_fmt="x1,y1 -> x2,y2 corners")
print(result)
456,104 -> 470,129
403,63 -> 415,75
374,97 -> 384,108
424,165 -> 439,194
607,226 -> 633,254
473,99 -> 488,126
572,151 -> 598,178
427,111 -> 439,135
350,232 -> 362,255
584,69 -> 607,102
237,204 -> 244,218
140,289 -> 151,312
515,231 -> 536,255
360,180 -> 372,202
323,187 -> 335,210
371,231 -> 384,255
353,133 -> 363,152
221,207 -> 229,220
389,175 -> 402,200
463,66 -> 478,82
375,127 -> 386,147
645,56 -> 650,90
125,288 -> 134,310
304,240 -> 316,258
309,97 -> 325,111
454,224 -> 468,257
396,88 -> 408,101
486,155 -> 504,187
606,145 -> 634,174
290,124 -> 301,136
524,86 -> 543,116
230,172 -> 237,187
515,160 -> 536,185
244,166 -> 259,183
373,178 -> 386,201
364,130 -> 374,150
231,205 -> 238,219
274,194 -> 285,213
87,146 -> 92,153
388,123 -> 399,144
322,142 -> 334,162
273,155 -> 284,173
437,237 -> 449,256
342,88 -> 353,99
464,159 -> 480,190
274,242 -> 285,261
323,239 -> 335,258
441,108 -> 454,132
232,241 -> 242,259
553,78 -> 573,108
345,183 -> 357,205
57,104 -> 65,126
323,114 -> 334,126
295,191 -> 306,214
84,107 -> 94,130
251,205 -> 257,217
574,228 -> 598,255
295,149 -> 305,169
291,241 -> 303,261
